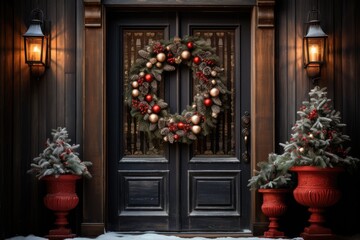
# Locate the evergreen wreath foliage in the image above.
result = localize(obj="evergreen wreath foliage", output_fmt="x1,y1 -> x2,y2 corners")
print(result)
126,36 -> 230,144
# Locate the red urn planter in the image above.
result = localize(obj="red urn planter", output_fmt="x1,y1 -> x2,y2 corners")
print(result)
43,175 -> 81,240
291,166 -> 344,240
258,188 -> 291,238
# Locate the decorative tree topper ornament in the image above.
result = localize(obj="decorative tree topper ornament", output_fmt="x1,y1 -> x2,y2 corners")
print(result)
126,36 -> 229,144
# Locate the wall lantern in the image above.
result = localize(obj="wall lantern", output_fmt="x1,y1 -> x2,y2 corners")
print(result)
303,10 -> 327,82
23,9 -> 50,78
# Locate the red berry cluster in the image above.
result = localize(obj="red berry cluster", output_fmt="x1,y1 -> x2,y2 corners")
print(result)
196,71 -> 209,83
308,109 -> 318,120
137,77 -> 144,85
203,59 -> 215,66
132,99 -> 140,108
138,102 -> 149,114
153,42 -> 164,54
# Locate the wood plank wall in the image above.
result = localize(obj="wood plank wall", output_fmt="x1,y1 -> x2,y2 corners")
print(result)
0,0 -> 81,238
1,0 -> 360,238
276,0 -> 360,236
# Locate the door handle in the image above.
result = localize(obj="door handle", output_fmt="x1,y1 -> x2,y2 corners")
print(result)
241,111 -> 250,163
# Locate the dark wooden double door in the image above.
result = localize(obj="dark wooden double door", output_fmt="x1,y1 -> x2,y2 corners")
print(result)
107,10 -> 251,232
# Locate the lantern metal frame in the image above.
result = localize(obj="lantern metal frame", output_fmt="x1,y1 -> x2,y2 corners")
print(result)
303,10 -> 328,83
23,9 -> 50,78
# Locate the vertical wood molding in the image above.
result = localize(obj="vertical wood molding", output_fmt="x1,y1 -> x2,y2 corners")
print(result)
82,0 -> 105,236
251,0 -> 275,234
257,0 -> 275,27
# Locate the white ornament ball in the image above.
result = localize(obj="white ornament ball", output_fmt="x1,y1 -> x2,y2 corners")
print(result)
191,115 -> 201,125
309,133 -> 314,138
210,88 -> 220,97
139,72 -> 145,77
211,70 -> 217,77
299,147 -> 305,153
156,53 -> 166,62
147,109 -> 152,114
146,62 -> 153,68
132,89 -> 140,97
192,125 -> 201,134
181,50 -> 191,60
149,113 -> 159,123
131,81 -> 139,88
156,62 -> 163,68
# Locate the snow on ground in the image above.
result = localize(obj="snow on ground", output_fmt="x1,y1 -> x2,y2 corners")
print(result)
6,232 -> 303,240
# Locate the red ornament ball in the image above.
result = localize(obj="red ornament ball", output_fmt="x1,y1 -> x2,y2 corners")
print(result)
193,56 -> 201,65
174,134 -> 180,141
187,42 -> 194,49
177,122 -> 184,130
152,104 -> 161,113
145,94 -> 153,102
204,98 -> 213,107
145,74 -> 153,82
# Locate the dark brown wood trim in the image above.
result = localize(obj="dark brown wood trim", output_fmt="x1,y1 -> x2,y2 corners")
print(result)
251,1 -> 275,234
257,0 -> 275,28
84,1 -> 102,27
82,0 -> 105,237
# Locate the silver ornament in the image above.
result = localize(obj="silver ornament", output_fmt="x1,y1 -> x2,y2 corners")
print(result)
156,53 -> 166,62
181,50 -> 191,60
192,125 -> 201,134
132,89 -> 140,97
131,81 -> 139,88
191,115 -> 201,125
149,113 -> 159,123
156,62 -> 163,68
210,88 -> 220,97
146,62 -> 153,68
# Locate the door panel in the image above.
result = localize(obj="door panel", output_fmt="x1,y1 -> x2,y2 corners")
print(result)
107,10 -> 251,232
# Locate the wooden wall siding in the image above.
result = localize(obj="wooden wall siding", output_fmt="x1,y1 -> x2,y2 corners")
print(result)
0,0 -> 81,238
275,0 -> 360,236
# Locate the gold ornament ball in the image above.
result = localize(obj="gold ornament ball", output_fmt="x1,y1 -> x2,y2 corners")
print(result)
149,113 -> 159,123
175,56 -> 182,64
156,62 -> 163,68
147,109 -> 152,114
166,46 -> 171,51
150,57 -> 157,64
181,50 -> 191,60
132,89 -> 140,97
156,53 -> 166,62
131,81 -> 139,88
211,79 -> 217,85
309,133 -> 314,138
163,136 -> 168,142
192,125 -> 201,134
299,147 -> 305,153
139,72 -> 145,77
192,104 -> 197,109
211,70 -> 217,77
211,112 -> 218,118
210,88 -> 220,97
146,62 -> 153,68
191,115 -> 201,125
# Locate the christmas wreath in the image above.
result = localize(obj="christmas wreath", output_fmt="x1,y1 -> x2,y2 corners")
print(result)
126,36 -> 229,144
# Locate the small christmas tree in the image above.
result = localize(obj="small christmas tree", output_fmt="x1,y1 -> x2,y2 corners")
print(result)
278,86 -> 359,170
28,127 -> 92,179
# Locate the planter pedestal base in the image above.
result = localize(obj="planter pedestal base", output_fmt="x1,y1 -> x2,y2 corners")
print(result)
301,232 -> 336,240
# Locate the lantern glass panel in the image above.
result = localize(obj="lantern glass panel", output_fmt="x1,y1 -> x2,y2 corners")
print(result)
25,36 -> 44,65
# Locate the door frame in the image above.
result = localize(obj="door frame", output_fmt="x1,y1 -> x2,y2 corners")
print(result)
80,0 -> 276,237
